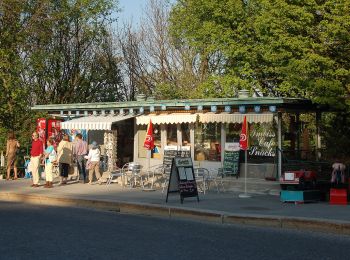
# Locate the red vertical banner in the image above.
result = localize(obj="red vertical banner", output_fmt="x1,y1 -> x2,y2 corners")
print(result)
47,119 -> 63,147
144,119 -> 154,150
239,116 -> 249,150
36,118 -> 47,145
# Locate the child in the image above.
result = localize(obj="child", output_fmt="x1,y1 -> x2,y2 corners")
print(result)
43,138 -> 56,188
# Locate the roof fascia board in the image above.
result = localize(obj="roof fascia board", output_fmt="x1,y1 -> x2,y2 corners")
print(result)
32,97 -> 310,111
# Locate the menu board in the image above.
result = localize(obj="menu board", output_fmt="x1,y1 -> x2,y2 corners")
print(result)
163,146 -> 179,177
222,143 -> 240,177
163,146 -> 191,177
166,157 -> 199,203
178,146 -> 191,158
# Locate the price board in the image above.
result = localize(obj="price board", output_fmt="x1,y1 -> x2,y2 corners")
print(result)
163,146 -> 191,177
222,143 -> 240,177
163,146 -> 179,177
166,157 -> 199,203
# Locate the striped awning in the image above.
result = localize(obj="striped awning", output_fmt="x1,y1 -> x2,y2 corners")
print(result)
136,114 -> 198,125
136,113 -> 273,125
199,113 -> 274,124
61,115 -> 136,130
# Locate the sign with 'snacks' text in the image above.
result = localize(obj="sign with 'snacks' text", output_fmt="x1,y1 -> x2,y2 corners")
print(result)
249,123 -> 276,157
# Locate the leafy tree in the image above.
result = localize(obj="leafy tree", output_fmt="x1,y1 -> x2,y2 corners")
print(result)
21,0 -> 122,104
169,0 -> 350,108
169,0 -> 350,159
0,0 -> 31,145
0,0 -> 122,151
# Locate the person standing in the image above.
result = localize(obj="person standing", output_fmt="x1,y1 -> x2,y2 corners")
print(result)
57,134 -> 73,185
5,132 -> 20,180
73,133 -> 88,183
85,141 -> 102,185
30,132 -> 43,187
331,159 -> 346,187
43,138 -> 56,188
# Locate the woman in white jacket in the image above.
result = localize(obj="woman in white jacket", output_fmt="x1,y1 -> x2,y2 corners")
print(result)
85,141 -> 102,184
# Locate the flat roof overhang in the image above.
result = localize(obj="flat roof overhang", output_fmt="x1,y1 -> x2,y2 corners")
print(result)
31,97 -> 328,116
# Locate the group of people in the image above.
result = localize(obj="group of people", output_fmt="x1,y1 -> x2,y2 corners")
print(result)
5,131 -> 103,187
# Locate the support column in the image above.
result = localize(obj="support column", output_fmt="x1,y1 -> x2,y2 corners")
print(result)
161,124 -> 166,160
133,121 -> 138,162
190,123 -> 195,160
277,112 -> 282,178
177,123 -> 182,148
296,113 -> 300,159
316,112 -> 322,160
221,123 -> 226,166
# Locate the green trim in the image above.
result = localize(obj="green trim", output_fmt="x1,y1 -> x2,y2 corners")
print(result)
31,97 -> 316,111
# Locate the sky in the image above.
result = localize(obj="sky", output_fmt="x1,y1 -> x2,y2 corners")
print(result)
118,0 -> 146,25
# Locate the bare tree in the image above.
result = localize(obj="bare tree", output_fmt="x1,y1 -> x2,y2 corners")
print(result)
115,0 -> 210,100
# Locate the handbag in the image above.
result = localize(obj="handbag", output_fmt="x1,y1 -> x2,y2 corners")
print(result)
86,160 -> 92,170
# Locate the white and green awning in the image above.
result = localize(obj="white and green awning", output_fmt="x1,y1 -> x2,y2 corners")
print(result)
136,114 -> 198,125
136,113 -> 273,125
199,113 -> 274,124
61,115 -> 136,130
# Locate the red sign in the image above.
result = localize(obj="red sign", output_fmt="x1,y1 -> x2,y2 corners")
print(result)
144,120 -> 154,150
47,119 -> 63,147
239,116 -> 249,150
36,118 -> 47,145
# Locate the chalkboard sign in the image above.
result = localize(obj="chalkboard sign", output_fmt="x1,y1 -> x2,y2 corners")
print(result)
166,157 -> 199,203
163,146 -> 179,177
178,146 -> 191,158
222,143 -> 240,177
163,146 -> 191,177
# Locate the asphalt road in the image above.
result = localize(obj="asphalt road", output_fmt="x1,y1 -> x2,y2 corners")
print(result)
0,201 -> 349,260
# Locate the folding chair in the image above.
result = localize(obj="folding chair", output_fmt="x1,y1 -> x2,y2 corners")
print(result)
106,169 -> 123,186
194,168 -> 209,194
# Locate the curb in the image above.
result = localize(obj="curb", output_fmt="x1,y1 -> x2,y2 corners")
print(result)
1,192 -> 349,235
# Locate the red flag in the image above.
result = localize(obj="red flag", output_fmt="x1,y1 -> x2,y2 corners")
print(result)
239,116 -> 249,150
144,119 -> 154,150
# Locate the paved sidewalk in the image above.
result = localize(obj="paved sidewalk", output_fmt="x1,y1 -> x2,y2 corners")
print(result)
1,178 -> 350,234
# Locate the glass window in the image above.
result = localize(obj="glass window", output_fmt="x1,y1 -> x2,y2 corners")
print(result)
152,124 -> 161,159
137,124 -> 162,159
138,125 -> 147,158
226,123 -> 241,143
181,123 -> 190,147
166,124 -> 178,146
194,123 -> 221,161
